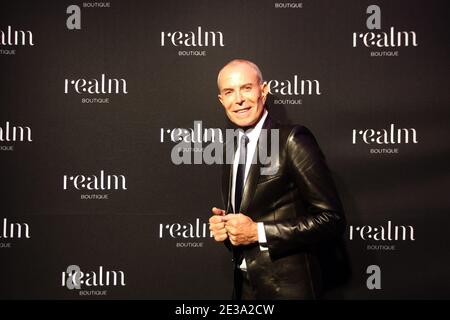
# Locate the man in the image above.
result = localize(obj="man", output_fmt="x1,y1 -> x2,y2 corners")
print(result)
209,59 -> 346,300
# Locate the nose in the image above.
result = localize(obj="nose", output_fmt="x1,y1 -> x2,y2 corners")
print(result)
234,90 -> 245,105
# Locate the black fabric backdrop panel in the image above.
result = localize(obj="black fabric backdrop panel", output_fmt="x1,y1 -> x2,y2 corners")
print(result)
1,0 -> 449,299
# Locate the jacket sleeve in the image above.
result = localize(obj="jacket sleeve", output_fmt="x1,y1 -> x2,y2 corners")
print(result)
263,126 -> 346,258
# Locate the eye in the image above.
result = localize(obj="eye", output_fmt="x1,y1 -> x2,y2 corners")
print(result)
244,86 -> 252,91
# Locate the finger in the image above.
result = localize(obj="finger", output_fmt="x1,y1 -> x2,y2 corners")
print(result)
214,234 -> 228,242
222,214 -> 237,222
210,222 -> 225,231
213,222 -> 225,229
212,207 -> 226,215
225,226 -> 236,235
209,216 -> 223,224
224,219 -> 237,227
211,225 -> 227,233
219,234 -> 228,241
214,228 -> 228,236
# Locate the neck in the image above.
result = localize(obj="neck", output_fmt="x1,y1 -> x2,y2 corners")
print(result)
240,108 -> 267,131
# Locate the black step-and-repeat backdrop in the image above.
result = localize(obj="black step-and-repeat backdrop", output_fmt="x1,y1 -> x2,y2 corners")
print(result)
1,0 -> 449,299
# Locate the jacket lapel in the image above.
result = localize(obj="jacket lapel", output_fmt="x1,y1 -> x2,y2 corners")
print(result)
222,162 -> 232,213
239,116 -> 274,214
222,131 -> 238,213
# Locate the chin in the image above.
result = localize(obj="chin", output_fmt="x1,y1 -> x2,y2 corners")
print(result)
232,118 -> 255,128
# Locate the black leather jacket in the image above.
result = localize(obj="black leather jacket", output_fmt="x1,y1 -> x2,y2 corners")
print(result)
222,115 -> 346,299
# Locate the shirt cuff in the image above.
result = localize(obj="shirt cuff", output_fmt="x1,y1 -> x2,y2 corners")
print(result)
257,222 -> 268,251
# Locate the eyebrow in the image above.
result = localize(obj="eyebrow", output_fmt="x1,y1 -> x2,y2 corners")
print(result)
221,83 -> 254,92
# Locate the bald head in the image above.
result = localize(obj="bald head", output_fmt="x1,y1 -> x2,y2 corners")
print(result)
216,59 -> 268,128
217,59 -> 264,91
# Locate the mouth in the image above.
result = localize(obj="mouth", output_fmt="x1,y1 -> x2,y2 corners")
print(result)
233,107 -> 251,116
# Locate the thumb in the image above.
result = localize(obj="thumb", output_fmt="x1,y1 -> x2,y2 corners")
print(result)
211,207 -> 226,215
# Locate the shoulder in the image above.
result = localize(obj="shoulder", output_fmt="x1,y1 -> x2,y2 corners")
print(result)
275,123 -> 318,146
268,118 -> 321,151
280,125 -> 324,160
268,118 -> 312,140
286,124 -> 314,137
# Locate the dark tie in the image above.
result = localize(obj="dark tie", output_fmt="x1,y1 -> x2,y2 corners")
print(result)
234,134 -> 249,213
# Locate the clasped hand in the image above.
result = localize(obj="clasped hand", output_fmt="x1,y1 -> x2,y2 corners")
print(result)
209,207 -> 258,246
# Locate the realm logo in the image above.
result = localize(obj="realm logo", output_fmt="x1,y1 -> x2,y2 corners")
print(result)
0,122 -> 32,142
349,221 -> 415,241
352,124 -> 418,154
62,265 -> 126,290
352,124 -> 418,145
161,26 -> 224,57
0,122 -> 32,151
268,75 -> 321,96
63,170 -> 126,200
159,218 -> 213,248
0,26 -> 34,46
0,218 -> 31,239
161,26 -> 224,47
349,221 -> 415,251
160,121 -> 223,144
159,218 -> 212,239
63,170 -> 127,191
268,75 -> 321,105
64,74 -> 128,94
64,74 -> 127,104
353,5 -> 418,56
0,26 -> 34,55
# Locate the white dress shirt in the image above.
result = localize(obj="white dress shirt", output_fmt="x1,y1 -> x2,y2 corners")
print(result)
231,109 -> 269,271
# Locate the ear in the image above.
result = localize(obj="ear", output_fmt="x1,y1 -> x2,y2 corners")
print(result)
261,81 -> 269,102
218,93 -> 225,107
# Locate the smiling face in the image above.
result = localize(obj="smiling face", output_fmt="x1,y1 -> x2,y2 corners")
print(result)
217,61 -> 268,128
